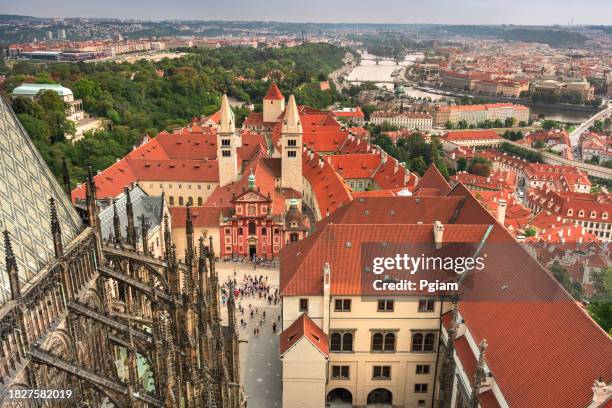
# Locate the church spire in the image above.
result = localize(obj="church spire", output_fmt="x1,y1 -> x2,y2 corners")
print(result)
112,199 -> 121,245
125,187 -> 136,247
282,95 -> 302,134
219,94 -> 235,134
3,230 -> 21,300
49,197 -> 63,257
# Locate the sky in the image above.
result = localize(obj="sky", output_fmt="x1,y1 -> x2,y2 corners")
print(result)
2,0 -> 612,25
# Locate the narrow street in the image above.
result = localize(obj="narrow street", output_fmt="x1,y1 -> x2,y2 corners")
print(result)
217,262 -> 282,408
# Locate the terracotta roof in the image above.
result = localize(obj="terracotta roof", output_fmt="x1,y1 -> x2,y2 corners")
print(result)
280,223 -> 489,296
264,81 -> 284,100
279,313 -> 328,357
443,130 -> 502,142
454,335 -> 477,385
169,206 -> 229,227
302,150 -> 352,218
415,164 -> 452,195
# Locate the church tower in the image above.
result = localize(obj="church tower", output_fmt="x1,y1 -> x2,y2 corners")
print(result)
263,82 -> 285,123
217,94 -> 239,187
281,95 -> 303,194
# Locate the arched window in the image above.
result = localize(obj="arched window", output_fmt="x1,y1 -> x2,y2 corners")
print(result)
169,196 -> 175,205
248,221 -> 256,235
188,196 -> 193,205
330,332 -> 342,352
424,333 -> 435,352
384,333 -> 395,351
261,227 -> 267,235
290,233 -> 299,242
198,197 -> 203,206
411,333 -> 423,352
372,333 -> 383,351
238,228 -> 243,235
342,332 -> 353,352
179,197 -> 184,206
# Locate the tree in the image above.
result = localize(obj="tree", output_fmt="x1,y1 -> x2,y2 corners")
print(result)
504,117 -> 516,128
456,157 -> 468,172
445,121 -> 453,130
468,156 -> 492,177
534,140 -> 546,149
541,120 -> 560,130
524,227 -> 537,237
409,157 -> 427,175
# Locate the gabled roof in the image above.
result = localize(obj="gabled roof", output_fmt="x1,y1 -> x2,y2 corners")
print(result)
264,82 -> 284,100
280,313 -> 328,357
415,164 -> 451,195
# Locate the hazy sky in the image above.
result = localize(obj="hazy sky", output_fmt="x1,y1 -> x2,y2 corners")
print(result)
2,0 -> 612,25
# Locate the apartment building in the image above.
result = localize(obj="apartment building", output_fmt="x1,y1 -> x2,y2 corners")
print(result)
370,111 -> 433,131
279,180 -> 612,408
432,103 -> 529,126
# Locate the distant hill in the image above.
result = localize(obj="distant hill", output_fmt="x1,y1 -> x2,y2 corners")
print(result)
439,25 -> 588,48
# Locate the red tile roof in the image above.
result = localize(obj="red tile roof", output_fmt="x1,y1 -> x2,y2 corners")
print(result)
280,313 -> 328,357
264,81 -> 284,100
454,335 -> 477,385
169,206 -> 229,227
415,164 -> 452,195
443,130 -> 502,142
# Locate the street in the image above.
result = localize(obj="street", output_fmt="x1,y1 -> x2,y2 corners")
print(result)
217,262 -> 283,408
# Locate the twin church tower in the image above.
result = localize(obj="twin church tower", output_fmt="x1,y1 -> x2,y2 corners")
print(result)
216,83 -> 303,195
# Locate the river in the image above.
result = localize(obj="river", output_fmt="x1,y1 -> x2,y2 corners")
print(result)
345,52 -> 593,123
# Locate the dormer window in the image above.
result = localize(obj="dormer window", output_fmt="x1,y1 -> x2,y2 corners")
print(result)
578,210 -> 585,217
603,212 -> 608,220
590,211 -> 597,218
567,209 -> 573,216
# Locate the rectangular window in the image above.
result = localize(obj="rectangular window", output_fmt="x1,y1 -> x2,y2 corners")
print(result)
418,299 -> 435,312
221,138 -> 231,146
287,139 -> 297,147
377,299 -> 394,312
299,298 -> 308,312
287,150 -> 297,158
416,364 -> 431,375
334,299 -> 351,312
373,365 -> 391,380
415,383 -> 428,393
222,150 -> 231,157
331,365 -> 350,379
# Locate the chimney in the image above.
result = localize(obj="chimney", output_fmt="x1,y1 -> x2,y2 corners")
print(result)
497,199 -> 507,225
323,263 -> 331,334
434,221 -> 444,250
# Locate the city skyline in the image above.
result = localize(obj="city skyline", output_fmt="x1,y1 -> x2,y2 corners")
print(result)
3,0 -> 612,25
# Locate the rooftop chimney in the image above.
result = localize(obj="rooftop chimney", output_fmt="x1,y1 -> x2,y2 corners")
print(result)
434,221 -> 444,250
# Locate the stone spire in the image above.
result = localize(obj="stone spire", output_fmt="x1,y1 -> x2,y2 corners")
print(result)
49,197 -> 63,257
163,214 -> 172,261
186,204 -> 194,260
437,294 -> 460,408
3,230 -> 21,300
140,215 -> 149,255
281,95 -> 302,135
219,94 -> 235,134
61,157 -> 71,196
125,187 -> 136,247
471,338 -> 489,408
85,167 -> 100,237
112,199 -> 121,245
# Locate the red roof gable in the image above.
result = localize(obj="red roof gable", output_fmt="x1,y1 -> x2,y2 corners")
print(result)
280,313 -> 328,357
415,164 -> 452,195
264,82 -> 284,100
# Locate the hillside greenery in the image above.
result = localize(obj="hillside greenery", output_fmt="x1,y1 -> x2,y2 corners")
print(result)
2,44 -> 349,185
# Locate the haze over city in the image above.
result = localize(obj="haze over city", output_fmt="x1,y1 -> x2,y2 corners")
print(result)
3,0 -> 612,25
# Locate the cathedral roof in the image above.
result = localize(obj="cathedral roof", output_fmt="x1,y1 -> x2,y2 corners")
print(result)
0,97 -> 83,305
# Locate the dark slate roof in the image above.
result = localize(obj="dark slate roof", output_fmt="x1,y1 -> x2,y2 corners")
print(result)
99,185 -> 164,243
